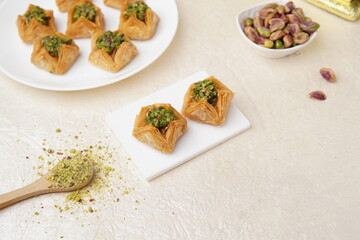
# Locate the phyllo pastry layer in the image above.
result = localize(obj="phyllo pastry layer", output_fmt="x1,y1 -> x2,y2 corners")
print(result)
56,0 -> 92,12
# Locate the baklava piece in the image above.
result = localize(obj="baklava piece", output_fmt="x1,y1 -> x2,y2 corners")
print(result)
133,104 -> 187,153
31,32 -> 79,75
66,0 -> 104,38
182,77 -> 234,126
16,5 -> 57,44
119,1 -> 159,40
89,30 -> 137,72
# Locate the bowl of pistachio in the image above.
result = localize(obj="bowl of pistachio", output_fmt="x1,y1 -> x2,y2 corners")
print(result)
236,1 -> 320,58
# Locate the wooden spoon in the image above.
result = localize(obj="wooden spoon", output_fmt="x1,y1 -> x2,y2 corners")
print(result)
0,160 -> 94,210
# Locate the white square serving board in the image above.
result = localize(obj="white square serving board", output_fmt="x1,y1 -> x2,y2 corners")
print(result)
106,71 -> 251,180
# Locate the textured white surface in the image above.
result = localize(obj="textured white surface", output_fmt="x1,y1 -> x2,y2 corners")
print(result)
106,71 -> 250,180
0,0 -> 360,239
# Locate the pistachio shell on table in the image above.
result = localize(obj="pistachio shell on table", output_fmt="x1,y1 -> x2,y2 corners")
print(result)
293,32 -> 310,44
286,14 -> 301,24
259,8 -> 277,19
300,21 -> 320,33
287,23 -> 301,35
257,26 -> 271,38
292,8 -> 305,22
269,30 -> 286,41
274,40 -> 284,49
269,18 -> 285,32
243,18 -> 254,27
283,34 -> 293,48
262,3 -> 279,9
284,1 -> 296,13
257,37 -> 274,48
244,26 -> 260,43
264,12 -> 276,28
253,16 -> 264,29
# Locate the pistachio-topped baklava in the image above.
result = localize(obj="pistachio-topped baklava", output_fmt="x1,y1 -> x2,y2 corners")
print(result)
66,0 -> 104,39
16,4 -> 57,44
133,104 -> 187,153
31,32 -> 79,75
119,1 -> 159,40
182,77 -> 234,126
89,30 -> 137,72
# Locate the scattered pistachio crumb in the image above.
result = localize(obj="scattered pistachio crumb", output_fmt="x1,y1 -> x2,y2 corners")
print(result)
88,207 -> 94,213
56,129 -> 62,133
34,212 -> 39,215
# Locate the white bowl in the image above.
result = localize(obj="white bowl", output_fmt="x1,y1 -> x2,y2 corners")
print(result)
235,0 -> 318,58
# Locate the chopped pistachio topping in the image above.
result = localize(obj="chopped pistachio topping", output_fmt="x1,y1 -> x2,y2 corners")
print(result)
125,1 -> 149,22
192,79 -> 219,105
145,107 -> 175,129
47,150 -> 92,188
96,31 -> 126,55
73,3 -> 97,22
41,35 -> 73,57
23,6 -> 50,25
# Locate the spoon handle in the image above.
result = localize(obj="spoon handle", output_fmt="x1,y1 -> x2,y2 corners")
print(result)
0,178 -> 49,210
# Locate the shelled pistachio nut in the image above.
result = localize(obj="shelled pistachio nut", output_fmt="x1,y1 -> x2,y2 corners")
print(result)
269,30 -> 286,41
243,18 -> 254,27
253,16 -> 264,29
293,32 -> 309,44
257,26 -> 271,38
276,5 -> 285,15
275,40 -> 284,49
286,14 -> 301,24
244,26 -> 260,43
287,23 -> 301,35
300,21 -> 320,33
264,13 -> 276,28
292,8 -> 305,22
257,38 -> 274,48
284,1 -> 295,13
259,8 -> 277,19
269,18 -> 286,32
283,34 -> 294,48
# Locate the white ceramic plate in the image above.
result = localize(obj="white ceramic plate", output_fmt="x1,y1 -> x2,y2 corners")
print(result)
106,71 -> 251,181
0,0 -> 178,91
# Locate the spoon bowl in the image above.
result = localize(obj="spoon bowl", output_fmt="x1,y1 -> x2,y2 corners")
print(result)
0,158 -> 94,209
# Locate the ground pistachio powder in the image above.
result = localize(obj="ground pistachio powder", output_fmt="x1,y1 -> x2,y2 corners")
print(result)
47,150 -> 93,189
